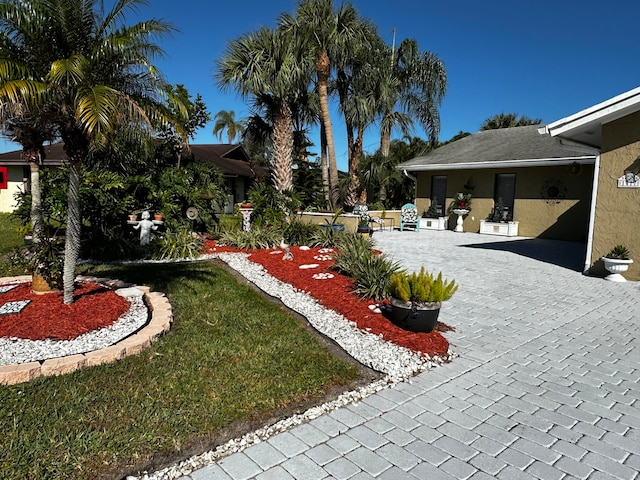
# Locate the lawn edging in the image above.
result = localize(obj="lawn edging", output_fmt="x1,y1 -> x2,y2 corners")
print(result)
0,275 -> 171,385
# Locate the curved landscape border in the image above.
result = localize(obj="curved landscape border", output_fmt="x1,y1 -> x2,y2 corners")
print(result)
0,275 -> 172,386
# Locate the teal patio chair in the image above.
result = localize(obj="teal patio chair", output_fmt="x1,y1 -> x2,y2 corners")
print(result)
400,203 -> 420,231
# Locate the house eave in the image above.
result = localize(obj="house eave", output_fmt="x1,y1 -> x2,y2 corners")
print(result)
400,156 -> 596,172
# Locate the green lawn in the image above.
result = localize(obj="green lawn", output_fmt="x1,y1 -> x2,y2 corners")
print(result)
0,212 -> 24,277
0,246 -> 365,479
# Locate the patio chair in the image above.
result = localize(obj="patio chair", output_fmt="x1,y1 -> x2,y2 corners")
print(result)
400,203 -> 420,231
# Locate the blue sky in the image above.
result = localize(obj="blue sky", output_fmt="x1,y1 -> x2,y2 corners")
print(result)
2,0 -> 639,171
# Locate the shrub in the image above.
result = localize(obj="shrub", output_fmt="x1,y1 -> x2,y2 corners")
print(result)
154,229 -> 204,260
388,267 -> 458,304
218,228 -> 282,250
283,220 -> 320,246
605,245 -> 630,260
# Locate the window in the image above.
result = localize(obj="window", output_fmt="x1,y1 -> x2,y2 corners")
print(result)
430,175 -> 447,216
494,173 -> 516,221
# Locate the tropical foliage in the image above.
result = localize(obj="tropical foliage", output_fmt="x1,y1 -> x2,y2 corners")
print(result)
388,267 -> 458,304
480,113 -> 542,130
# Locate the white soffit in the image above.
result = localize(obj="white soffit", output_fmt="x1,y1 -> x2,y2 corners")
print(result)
539,86 -> 640,148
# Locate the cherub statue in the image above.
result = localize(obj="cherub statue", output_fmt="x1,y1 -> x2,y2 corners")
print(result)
133,211 -> 158,245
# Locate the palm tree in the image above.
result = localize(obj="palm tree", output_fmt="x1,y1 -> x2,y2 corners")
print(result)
0,0 -> 181,304
376,38 -> 447,157
279,0 -> 371,209
480,113 -> 542,130
216,26 -> 311,194
212,109 -> 244,144
0,1 -> 60,244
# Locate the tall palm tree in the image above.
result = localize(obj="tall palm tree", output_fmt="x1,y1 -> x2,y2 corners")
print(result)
212,109 -> 244,143
279,0 -> 371,209
376,38 -> 447,157
0,0 -> 181,304
0,1 -> 59,244
216,26 -> 311,193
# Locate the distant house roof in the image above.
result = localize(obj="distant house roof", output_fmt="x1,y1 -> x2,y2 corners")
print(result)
538,86 -> 640,149
399,125 -> 597,172
0,142 -> 66,166
189,144 -> 267,178
0,142 -> 268,178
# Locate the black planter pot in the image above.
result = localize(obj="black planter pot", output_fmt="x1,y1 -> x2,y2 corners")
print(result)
357,225 -> 373,235
389,297 -> 441,333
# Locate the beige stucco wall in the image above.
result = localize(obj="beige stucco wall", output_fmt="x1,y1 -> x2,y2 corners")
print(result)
0,166 -> 25,213
415,164 -> 593,241
590,111 -> 640,280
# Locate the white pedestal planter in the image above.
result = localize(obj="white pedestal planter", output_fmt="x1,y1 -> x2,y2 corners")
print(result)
601,257 -> 633,282
452,209 -> 470,233
420,217 -> 448,230
480,220 -> 519,237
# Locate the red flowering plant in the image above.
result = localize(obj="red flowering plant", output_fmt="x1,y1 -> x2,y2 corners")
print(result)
449,192 -> 472,212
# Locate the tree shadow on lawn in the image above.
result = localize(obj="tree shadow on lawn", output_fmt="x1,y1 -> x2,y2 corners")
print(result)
460,238 -> 587,271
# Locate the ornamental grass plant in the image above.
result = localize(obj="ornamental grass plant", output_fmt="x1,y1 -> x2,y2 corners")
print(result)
388,266 -> 458,304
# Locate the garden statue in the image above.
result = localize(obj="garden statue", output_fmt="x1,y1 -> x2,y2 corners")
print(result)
133,211 -> 158,245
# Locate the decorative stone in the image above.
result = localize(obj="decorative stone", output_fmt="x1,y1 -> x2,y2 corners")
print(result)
0,300 -> 31,315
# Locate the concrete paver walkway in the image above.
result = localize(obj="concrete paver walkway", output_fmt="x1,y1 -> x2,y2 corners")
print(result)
180,230 -> 639,479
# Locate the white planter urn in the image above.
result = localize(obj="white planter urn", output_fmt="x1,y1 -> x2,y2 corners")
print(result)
452,209 -> 469,233
601,257 -> 633,282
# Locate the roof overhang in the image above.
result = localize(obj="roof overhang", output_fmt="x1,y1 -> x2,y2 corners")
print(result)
538,86 -> 640,149
401,156 -> 596,172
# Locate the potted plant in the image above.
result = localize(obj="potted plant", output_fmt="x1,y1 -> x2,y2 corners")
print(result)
386,267 -> 458,333
449,192 -> 472,233
421,202 -> 448,230
601,245 -> 633,282
480,199 -> 519,236
320,208 -> 345,232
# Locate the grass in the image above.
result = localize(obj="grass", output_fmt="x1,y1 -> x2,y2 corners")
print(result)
0,212 -> 24,277
0,244 -> 364,478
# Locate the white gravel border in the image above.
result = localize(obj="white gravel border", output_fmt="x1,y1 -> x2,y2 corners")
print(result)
131,252 -> 456,480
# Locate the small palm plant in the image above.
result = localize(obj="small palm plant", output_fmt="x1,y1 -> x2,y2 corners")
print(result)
605,245 -> 630,260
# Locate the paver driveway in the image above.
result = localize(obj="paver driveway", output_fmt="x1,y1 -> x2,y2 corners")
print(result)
180,230 -> 639,480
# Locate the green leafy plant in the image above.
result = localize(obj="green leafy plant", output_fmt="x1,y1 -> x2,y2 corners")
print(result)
218,228 -> 282,250
605,245 -> 631,260
387,267 -> 458,304
11,229 -> 64,289
283,220 -> 320,246
331,234 -> 400,300
423,202 -> 440,218
153,229 -> 204,260
310,224 -> 346,248
486,199 -> 507,222
448,192 -> 472,213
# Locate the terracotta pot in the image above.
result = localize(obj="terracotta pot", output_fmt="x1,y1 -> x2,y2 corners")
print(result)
154,214 -> 163,221
129,214 -> 137,222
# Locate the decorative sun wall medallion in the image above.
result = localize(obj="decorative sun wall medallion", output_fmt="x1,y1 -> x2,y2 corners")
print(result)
540,179 -> 567,204
617,172 -> 640,188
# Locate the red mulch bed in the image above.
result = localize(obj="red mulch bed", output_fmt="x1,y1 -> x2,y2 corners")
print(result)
204,240 -> 450,357
0,282 -> 129,341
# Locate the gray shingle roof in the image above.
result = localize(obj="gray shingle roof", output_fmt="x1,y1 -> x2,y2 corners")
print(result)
400,125 -> 593,170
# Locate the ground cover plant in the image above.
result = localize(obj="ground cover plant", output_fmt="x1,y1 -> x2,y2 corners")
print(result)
0,261 -> 365,479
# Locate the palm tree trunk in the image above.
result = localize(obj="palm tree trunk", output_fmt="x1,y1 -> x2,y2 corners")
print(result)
379,125 -> 392,202
28,158 -> 43,244
63,159 -> 82,304
271,104 -> 294,192
320,120 -> 330,207
317,51 -> 339,209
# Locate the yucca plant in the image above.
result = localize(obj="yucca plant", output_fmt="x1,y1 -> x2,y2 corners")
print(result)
605,245 -> 630,260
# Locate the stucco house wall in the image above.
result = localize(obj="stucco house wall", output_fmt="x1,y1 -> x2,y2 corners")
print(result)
415,164 -> 593,241
590,110 -> 640,280
0,165 -> 26,213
